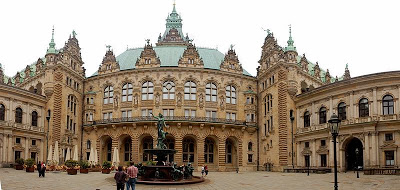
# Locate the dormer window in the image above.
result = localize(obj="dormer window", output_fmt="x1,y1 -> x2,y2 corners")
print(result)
188,59 -> 194,64
145,59 -> 151,64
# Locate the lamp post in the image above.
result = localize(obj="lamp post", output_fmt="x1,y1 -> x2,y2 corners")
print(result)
46,109 -> 51,163
355,148 -> 360,178
290,110 -> 295,169
328,113 -> 340,190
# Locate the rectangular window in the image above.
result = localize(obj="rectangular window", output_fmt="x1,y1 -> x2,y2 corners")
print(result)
385,151 -> 395,166
206,110 -> 217,118
270,116 -> 273,131
89,113 -> 93,121
264,123 -> 267,135
32,140 -> 36,146
305,155 -> 310,167
90,98 -> 94,104
267,119 -> 270,132
184,109 -> 196,117
16,137 -> 21,144
122,110 -> 132,118
305,142 -> 309,148
15,151 -> 21,160
103,112 -> 112,120
226,112 -> 236,121
163,109 -> 174,117
321,154 -> 327,167
86,152 -> 90,161
321,140 -> 326,147
248,154 -> 253,163
141,109 -> 153,117
86,98 -> 89,104
385,133 -> 393,141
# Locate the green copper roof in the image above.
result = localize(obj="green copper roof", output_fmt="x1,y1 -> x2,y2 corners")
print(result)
284,25 -> 296,52
46,27 -> 57,54
162,2 -> 185,41
91,46 -> 252,77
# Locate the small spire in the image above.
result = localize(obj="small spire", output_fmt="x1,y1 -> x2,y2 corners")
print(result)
285,24 -> 296,52
172,0 -> 177,13
106,45 -> 111,51
46,26 -> 57,54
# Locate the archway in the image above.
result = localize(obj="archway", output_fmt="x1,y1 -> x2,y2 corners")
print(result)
345,138 -> 363,171
165,135 -> 175,163
119,135 -> 132,163
140,135 -> 153,163
100,136 -> 112,163
225,137 -> 238,170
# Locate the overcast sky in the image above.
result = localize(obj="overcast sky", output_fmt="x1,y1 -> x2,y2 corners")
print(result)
0,0 -> 399,78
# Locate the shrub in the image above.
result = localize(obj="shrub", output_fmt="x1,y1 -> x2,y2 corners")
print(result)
102,161 -> 112,169
79,160 -> 89,169
145,160 -> 156,166
65,160 -> 78,168
15,158 -> 24,165
25,158 -> 35,167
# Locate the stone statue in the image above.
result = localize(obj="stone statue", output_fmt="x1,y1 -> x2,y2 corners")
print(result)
114,95 -> 119,107
153,113 -> 168,149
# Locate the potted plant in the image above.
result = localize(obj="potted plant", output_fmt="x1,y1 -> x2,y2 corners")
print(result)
25,158 -> 35,172
65,160 -> 79,175
79,160 -> 89,174
102,161 -> 112,174
15,158 -> 24,170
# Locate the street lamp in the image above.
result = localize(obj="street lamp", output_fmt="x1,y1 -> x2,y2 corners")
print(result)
290,110 -> 295,169
46,109 -> 51,164
355,148 -> 360,178
328,113 -> 340,190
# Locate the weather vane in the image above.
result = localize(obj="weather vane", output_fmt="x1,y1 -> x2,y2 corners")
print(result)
106,45 -> 111,51
262,27 -> 270,35
145,39 -> 150,45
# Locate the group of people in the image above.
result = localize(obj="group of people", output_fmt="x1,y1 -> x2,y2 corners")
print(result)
201,165 -> 209,177
114,162 -> 139,190
37,161 -> 46,177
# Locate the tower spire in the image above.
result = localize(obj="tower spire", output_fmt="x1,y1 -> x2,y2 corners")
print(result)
156,0 -> 188,46
172,0 -> 177,13
47,26 -> 57,54
285,24 -> 296,52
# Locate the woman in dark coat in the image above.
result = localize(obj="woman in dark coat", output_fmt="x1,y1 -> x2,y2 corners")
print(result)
114,166 -> 128,190
37,161 -> 42,177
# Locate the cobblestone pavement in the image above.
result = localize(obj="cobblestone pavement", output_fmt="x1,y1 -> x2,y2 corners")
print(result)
0,168 -> 399,190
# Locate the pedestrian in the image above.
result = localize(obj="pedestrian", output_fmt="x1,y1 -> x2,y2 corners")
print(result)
126,162 -> 138,190
37,161 -> 42,177
201,165 -> 205,177
114,166 -> 128,190
41,161 -> 46,177
205,165 -> 208,176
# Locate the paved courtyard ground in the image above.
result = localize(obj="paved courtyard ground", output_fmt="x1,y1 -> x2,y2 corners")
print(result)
0,168 -> 399,190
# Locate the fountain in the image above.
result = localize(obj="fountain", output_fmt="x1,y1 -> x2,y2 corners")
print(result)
137,113 -> 204,184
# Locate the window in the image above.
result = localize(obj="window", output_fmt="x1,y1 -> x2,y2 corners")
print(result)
32,140 -> 36,146
90,98 -> 94,104
264,98 -> 267,115
184,109 -> 196,117
204,138 -> 214,163
226,139 -> 233,163
321,140 -> 326,147
183,138 -> 195,162
264,123 -> 267,135
15,151 -> 21,160
338,102 -> 346,120
248,154 -> 253,163
15,107 -> 23,123
266,94 -> 272,112
86,113 -> 93,122
226,85 -> 236,104
31,111 -> 38,126
188,58 -> 194,64
107,141 -> 112,161
248,142 -> 253,151
16,137 -> 21,144
246,113 -> 255,122
321,154 -> 327,167
122,110 -> 132,118
124,141 -> 131,161
305,155 -> 310,167
359,98 -> 369,117
141,109 -> 153,117
142,137 -> 153,161
184,81 -> 197,100
103,112 -> 112,120
304,111 -> 310,127
385,151 -> 395,166
206,110 -> 217,118
141,81 -> 154,100
103,86 -> 114,104
305,142 -> 309,148
163,81 -> 175,100
68,95 -> 77,115
383,95 -> 394,115
319,107 -> 327,124
226,112 -> 236,121
87,140 -> 91,149
162,109 -> 174,117
206,83 -> 217,102
0,104 -> 5,121
145,59 -> 151,64
270,116 -> 273,131
385,133 -> 393,141
122,83 -> 133,102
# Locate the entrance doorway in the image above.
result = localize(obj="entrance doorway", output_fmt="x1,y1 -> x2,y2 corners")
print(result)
345,138 -> 363,170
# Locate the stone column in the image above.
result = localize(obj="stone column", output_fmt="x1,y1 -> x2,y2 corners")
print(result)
296,108 -> 300,129
371,132 -> 377,166
218,137 -> 226,171
197,137 -> 205,169
373,88 -> 378,116
8,134 -> 13,162
329,137 -> 334,167
40,139 -> 44,161
397,86 -> 400,115
175,136 -> 183,165
311,102 -> 315,125
349,91 -> 354,119
364,133 -> 370,167
296,142 -> 301,167
329,96 -> 333,116
112,137 -> 118,164
312,140 -> 316,167
2,135 -> 7,162
132,136 -> 139,164
25,137 -> 29,159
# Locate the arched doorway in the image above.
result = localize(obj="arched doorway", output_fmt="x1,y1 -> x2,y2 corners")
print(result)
119,135 -> 132,163
345,138 -> 363,171
225,137 -> 238,170
165,135 -> 175,163
140,136 -> 153,162
183,136 -> 196,164
100,136 -> 112,163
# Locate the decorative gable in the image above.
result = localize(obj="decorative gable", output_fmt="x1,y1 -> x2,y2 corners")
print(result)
24,65 -> 31,79
36,58 -> 44,73
178,43 -> 204,68
300,54 -> 309,72
135,40 -> 161,69
258,32 -> 283,74
98,48 -> 120,75
220,46 -> 243,74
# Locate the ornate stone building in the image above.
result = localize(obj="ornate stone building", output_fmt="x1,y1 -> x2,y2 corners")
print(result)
0,4 -> 399,172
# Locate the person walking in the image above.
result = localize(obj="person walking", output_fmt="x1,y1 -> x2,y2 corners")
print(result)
201,165 -> 205,177
37,161 -> 42,177
114,166 -> 128,190
205,165 -> 209,176
41,162 -> 46,177
126,162 -> 138,190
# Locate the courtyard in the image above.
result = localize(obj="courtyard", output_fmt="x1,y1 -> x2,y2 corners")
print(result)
0,168 -> 399,190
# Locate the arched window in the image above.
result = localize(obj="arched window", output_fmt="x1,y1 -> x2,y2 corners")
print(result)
226,85 -> 236,104
163,81 -> 175,100
206,83 -> 217,102
383,95 -> 394,115
304,111 -> 310,127
31,111 -> 38,126
184,81 -> 196,100
86,140 -> 91,149
124,139 -> 132,162
248,142 -> 253,151
204,138 -> 214,163
103,86 -> 114,104
141,81 -> 154,100
267,94 -> 272,111
359,98 -> 369,117
0,104 -> 5,121
338,102 -> 346,120
15,107 -> 23,123
142,137 -> 153,161
319,107 -> 327,124
165,138 -> 175,162
183,137 -> 195,162
122,83 -> 133,102
226,139 -> 233,163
